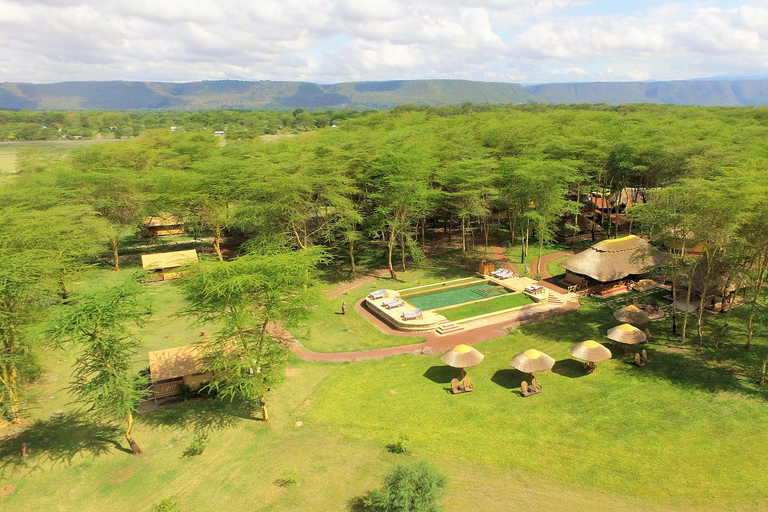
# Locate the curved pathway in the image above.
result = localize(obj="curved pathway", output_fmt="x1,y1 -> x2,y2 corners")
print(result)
289,246 -> 581,363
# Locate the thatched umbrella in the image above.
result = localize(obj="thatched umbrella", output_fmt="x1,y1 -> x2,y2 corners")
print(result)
613,304 -> 651,325
441,344 -> 484,378
606,323 -> 647,354
571,340 -> 612,372
510,349 -> 555,377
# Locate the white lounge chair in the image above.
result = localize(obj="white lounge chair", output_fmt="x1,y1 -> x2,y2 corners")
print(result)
368,289 -> 388,300
381,296 -> 400,307
401,308 -> 422,320
384,298 -> 405,309
496,269 -> 513,279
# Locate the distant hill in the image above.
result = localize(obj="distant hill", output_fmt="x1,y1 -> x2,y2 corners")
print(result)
0,79 -> 533,111
525,79 -> 768,106
2,78 -> 768,110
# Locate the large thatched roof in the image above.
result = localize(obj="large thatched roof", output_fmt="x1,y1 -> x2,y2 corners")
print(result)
558,235 -> 666,282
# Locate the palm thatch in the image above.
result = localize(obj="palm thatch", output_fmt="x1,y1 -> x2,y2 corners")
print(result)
510,349 -> 555,374
606,323 -> 647,345
441,344 -> 484,369
570,340 -> 613,362
558,235 -> 667,283
613,304 -> 651,324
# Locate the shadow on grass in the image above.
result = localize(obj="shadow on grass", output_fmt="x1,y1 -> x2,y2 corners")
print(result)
138,397 -> 253,433
551,358 -> 589,378
422,365 -> 455,384
615,349 -> 768,399
491,368 -> 527,390
0,411 -> 127,474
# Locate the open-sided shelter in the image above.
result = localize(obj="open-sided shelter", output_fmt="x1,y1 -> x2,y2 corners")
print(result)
141,249 -> 198,281
559,235 -> 666,295
144,215 -> 185,237
148,344 -> 213,399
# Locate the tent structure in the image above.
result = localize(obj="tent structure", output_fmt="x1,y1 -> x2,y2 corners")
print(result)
606,323 -> 647,354
141,249 -> 198,281
559,235 -> 667,294
144,215 -> 185,237
148,344 -> 212,399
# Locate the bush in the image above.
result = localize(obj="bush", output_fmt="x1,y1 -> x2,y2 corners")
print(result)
364,460 -> 448,512
273,469 -> 299,487
152,496 -> 182,512
387,433 -> 410,454
178,384 -> 194,401
182,431 -> 209,457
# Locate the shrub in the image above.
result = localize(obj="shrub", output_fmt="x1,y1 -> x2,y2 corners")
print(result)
273,469 -> 299,487
364,460 -> 448,512
182,431 -> 209,457
387,433 -> 410,454
152,496 -> 182,512
178,384 -> 194,401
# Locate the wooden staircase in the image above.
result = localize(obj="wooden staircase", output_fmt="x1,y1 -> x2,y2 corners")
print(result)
545,293 -> 564,306
436,319 -> 465,336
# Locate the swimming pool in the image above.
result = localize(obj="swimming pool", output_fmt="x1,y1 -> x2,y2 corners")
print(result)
402,281 -> 512,311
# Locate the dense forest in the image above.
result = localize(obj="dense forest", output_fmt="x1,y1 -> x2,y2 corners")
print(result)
2,102 -> 768,424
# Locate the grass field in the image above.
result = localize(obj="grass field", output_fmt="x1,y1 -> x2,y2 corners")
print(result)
3,256 -> 768,511
439,292 -> 534,321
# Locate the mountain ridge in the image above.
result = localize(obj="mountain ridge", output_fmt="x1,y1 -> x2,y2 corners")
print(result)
2,78 -> 768,110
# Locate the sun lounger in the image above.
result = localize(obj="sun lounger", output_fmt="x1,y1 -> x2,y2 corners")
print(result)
368,289 -> 388,300
490,268 -> 505,277
384,298 -> 404,309
520,380 -> 541,397
494,269 -> 513,279
451,376 -> 473,394
401,308 -> 422,320
381,297 -> 399,307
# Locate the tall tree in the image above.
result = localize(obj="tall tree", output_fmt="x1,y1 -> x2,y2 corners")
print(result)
180,247 -> 324,421
48,280 -> 153,454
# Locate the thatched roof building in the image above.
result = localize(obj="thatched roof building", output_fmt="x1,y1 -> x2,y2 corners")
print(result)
559,235 -> 666,285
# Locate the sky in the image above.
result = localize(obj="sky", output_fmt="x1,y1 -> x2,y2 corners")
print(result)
1,0 -> 767,85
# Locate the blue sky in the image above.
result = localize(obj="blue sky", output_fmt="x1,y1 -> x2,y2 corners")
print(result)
1,0 -> 766,84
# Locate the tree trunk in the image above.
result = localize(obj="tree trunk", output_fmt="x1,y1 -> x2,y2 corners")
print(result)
387,230 -> 397,279
400,235 -> 407,272
212,225 -> 224,262
461,216 -> 466,252
348,239 -> 356,273
745,251 -> 767,349
125,413 -> 142,455
110,237 -> 120,271
260,396 -> 269,422
759,350 -> 768,385
536,235 -> 543,276
670,276 -> 678,334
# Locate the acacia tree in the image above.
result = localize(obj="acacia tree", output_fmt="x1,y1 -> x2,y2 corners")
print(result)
48,280 -> 153,454
180,247 -> 324,421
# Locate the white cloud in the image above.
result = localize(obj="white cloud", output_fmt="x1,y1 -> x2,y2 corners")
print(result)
0,1 -> 766,84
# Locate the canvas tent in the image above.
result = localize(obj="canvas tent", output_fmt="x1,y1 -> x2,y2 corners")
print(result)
559,235 -> 666,293
144,215 -> 185,237
148,344 -> 213,399
141,249 -> 198,281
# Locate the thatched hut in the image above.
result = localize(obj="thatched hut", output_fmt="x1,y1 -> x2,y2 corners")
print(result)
559,235 -> 666,295
141,249 -> 198,281
148,344 -> 213,399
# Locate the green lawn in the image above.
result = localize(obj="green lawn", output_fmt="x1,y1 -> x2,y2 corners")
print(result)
3,262 -> 768,511
439,292 -> 534,321
547,256 -> 568,279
